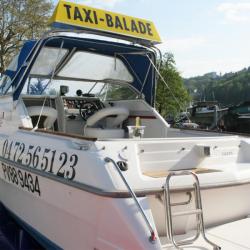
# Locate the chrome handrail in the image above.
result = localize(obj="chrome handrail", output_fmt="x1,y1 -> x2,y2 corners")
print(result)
104,157 -> 157,243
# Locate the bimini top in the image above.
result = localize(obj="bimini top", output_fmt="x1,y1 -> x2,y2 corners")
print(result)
49,1 -> 161,46
1,33 -> 158,105
0,2 -> 161,105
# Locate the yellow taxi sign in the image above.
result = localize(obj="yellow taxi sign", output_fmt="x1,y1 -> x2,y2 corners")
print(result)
50,1 -> 161,45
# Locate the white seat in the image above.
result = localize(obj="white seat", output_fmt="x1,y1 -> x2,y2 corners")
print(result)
27,106 -> 58,129
84,107 -> 129,139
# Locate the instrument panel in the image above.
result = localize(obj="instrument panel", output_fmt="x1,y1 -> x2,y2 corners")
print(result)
63,97 -> 102,109
63,97 -> 104,120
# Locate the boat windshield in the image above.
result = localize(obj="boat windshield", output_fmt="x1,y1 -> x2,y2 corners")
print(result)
29,47 -> 134,83
22,78 -> 139,101
20,45 -> 139,101
0,52 -> 21,95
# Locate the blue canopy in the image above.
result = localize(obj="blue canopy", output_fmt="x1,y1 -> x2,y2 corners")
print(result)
4,35 -> 157,105
4,40 -> 37,80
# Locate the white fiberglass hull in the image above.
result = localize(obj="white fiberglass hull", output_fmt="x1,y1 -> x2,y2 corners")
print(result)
1,162 -> 250,250
1,130 -> 250,249
0,166 -> 161,250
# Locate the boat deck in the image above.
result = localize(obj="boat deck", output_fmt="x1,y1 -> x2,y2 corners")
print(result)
143,168 -> 222,178
160,217 -> 250,249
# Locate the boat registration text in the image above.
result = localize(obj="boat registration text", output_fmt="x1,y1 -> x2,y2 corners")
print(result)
1,163 -> 41,196
1,139 -> 78,181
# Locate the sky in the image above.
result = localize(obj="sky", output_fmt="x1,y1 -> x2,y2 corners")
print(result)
53,0 -> 250,78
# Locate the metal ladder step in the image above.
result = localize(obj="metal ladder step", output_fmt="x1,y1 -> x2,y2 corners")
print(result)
164,170 -> 220,249
172,209 -> 202,217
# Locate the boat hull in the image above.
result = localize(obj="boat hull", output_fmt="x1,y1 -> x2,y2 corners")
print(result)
0,161 -> 161,250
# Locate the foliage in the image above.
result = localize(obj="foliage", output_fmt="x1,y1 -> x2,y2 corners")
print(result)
29,79 -> 47,95
0,0 -> 53,73
101,83 -> 137,101
184,67 -> 250,106
156,53 -> 191,118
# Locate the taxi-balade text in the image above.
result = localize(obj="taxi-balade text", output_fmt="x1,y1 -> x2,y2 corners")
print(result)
63,4 -> 154,36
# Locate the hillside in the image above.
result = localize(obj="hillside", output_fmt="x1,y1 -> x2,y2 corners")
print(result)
184,67 -> 250,106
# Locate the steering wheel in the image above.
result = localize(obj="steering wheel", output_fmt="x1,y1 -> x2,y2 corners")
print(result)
79,100 -> 105,121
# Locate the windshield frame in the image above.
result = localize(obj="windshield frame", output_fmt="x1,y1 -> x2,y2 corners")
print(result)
2,32 -> 157,105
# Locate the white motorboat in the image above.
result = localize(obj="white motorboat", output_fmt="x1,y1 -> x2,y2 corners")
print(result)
0,1 -> 250,249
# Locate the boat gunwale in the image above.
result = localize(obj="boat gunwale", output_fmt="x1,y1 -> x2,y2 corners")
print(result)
176,127 -> 250,137
1,151 -> 250,198
19,127 -> 97,141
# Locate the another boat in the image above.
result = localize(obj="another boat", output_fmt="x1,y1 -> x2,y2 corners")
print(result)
223,101 -> 250,133
0,1 -> 250,249
188,101 -> 228,129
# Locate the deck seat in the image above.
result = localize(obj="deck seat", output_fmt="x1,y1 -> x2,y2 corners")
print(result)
27,106 -> 57,129
84,107 -> 129,139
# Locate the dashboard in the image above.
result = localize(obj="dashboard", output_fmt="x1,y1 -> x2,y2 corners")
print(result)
63,97 -> 104,120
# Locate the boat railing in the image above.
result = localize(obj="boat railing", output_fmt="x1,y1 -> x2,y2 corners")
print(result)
164,170 -> 221,249
104,157 -> 157,243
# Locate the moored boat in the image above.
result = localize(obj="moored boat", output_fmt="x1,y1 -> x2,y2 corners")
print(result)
223,101 -> 250,133
187,101 -> 228,129
0,1 -> 250,249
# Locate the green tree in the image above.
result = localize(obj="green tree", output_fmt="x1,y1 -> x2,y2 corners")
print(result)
156,53 -> 190,118
184,67 -> 250,106
0,0 -> 53,73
